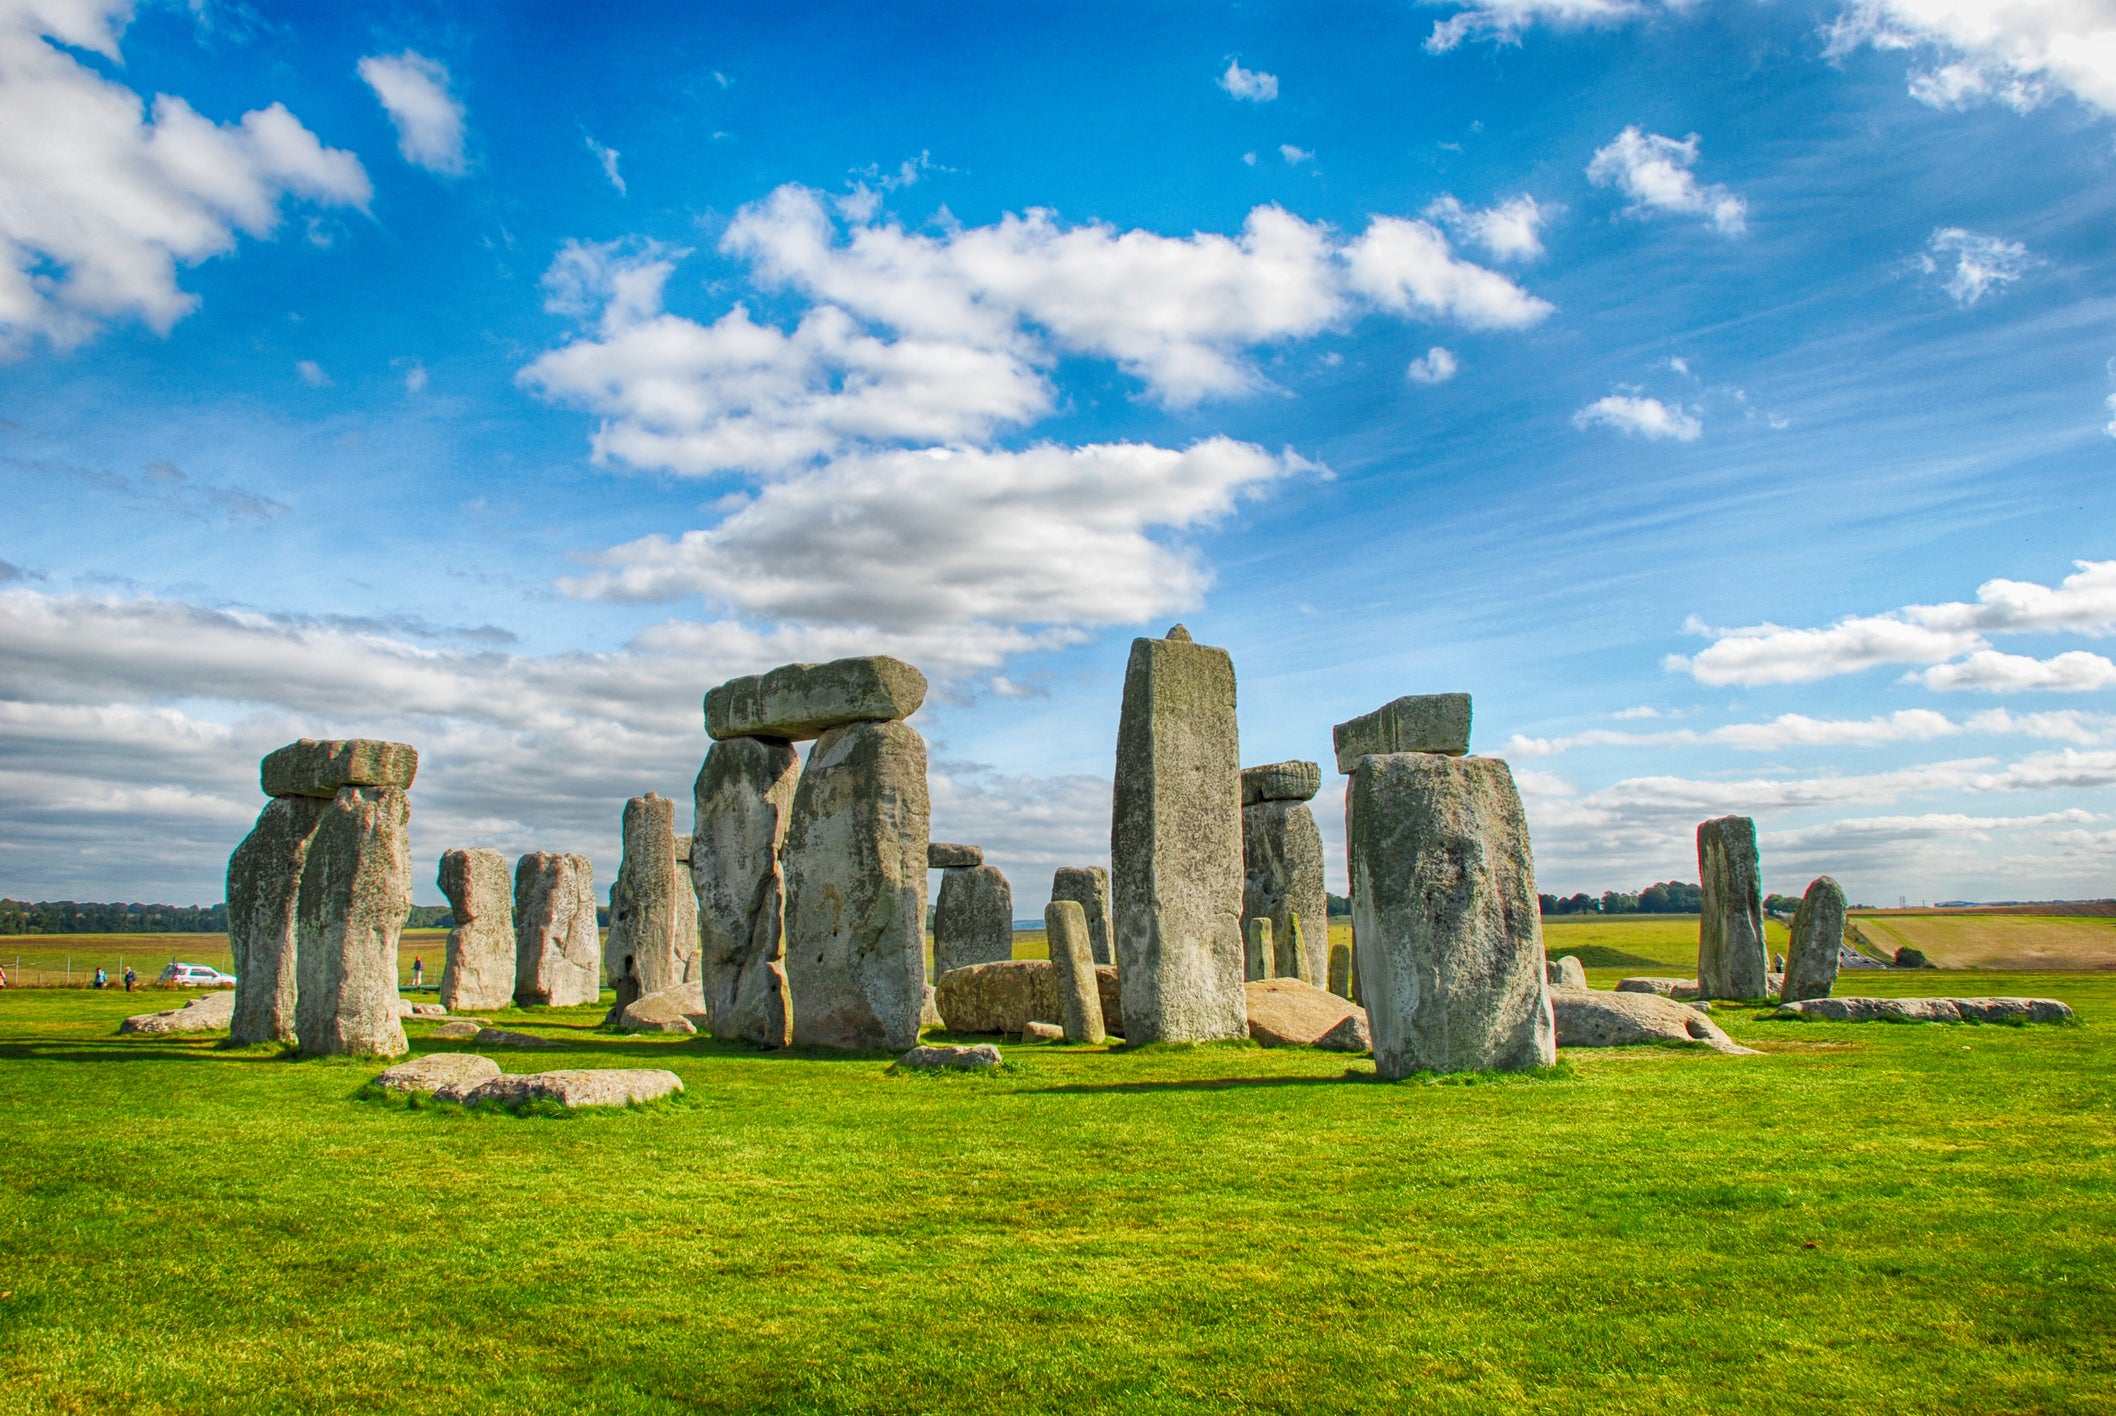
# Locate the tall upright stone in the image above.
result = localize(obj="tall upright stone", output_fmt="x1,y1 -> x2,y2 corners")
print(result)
1051,866 -> 1114,966
1045,900 -> 1107,1045
782,719 -> 930,1050
692,735 -> 801,1048
1783,875 -> 1846,1004
1697,815 -> 1768,1000
1327,940 -> 1352,999
605,793 -> 703,1016
1241,760 -> 1328,987
1347,751 -> 1553,1078
228,794 -> 330,1044
294,785 -> 413,1057
437,848 -> 516,1012
513,852 -> 600,1007
1243,915 -> 1275,981
934,863 -> 1014,975
1111,625 -> 1247,1045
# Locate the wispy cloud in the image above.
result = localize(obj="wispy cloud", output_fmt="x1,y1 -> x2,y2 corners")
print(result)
357,51 -> 468,176
1918,227 -> 2034,306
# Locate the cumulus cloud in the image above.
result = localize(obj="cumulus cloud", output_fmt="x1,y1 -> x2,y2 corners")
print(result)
1918,227 -> 2034,306
1586,127 -> 1747,235
1423,0 -> 1672,52
1824,0 -> 2116,116
1407,346 -> 1459,384
1341,217 -> 1555,330
1424,193 -> 1550,261
1279,143 -> 1314,164
1915,649 -> 2116,693
0,0 -> 370,355
1572,394 -> 1701,440
356,51 -> 467,176
1218,59 -> 1278,101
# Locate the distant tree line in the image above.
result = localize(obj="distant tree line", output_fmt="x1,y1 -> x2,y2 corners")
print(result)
1537,881 -> 1704,916
0,899 -> 229,934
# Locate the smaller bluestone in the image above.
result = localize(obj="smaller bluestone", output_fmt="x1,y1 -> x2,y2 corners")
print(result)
1044,900 -> 1107,1045
1331,694 -> 1471,774
1050,866 -> 1114,966
705,655 -> 927,742
1327,941 -> 1352,999
1244,915 -> 1274,982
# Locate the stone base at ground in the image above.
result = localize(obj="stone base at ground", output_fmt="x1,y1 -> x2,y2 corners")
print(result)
371,1053 -> 501,1094
431,1020 -> 485,1039
439,1068 -> 684,1108
1773,996 -> 2074,1024
472,1027 -> 564,1048
1021,1020 -> 1063,1042
1554,991 -> 1757,1055
1244,979 -> 1369,1050
894,1043 -> 1003,1071
1546,956 -> 1588,991
933,960 -> 1123,1036
119,992 -> 237,1035
613,988 -> 706,1034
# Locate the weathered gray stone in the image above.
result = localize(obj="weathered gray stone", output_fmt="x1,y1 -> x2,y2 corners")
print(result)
1331,694 -> 1471,774
705,656 -> 927,742
1617,976 -> 1701,999
1111,628 -> 1248,1045
1546,955 -> 1588,992
1315,1011 -> 1371,1052
294,787 -> 412,1058
928,842 -> 983,869
1697,815 -> 1768,1000
395,998 -> 415,1018
409,1002 -> 448,1017
1243,915 -> 1274,981
1021,1020 -> 1064,1042
604,793 -> 703,1019
782,719 -> 930,1051
1045,900 -> 1107,1045
228,793 -> 330,1045
921,986 -> 943,1029
1050,866 -> 1113,966
1554,991 -> 1758,1055
120,991 -> 236,1035
934,864 -> 1014,975
371,1052 -> 500,1094
1773,996 -> 2074,1024
1241,760 -> 1321,806
443,1068 -> 684,1109
431,1019 -> 484,1039
1349,753 -> 1554,1078
1327,941 -> 1352,999
512,853 -> 600,1008
614,988 -> 704,1034
1244,978 -> 1367,1049
1242,797 -> 1328,985
673,834 -> 692,865
260,738 -> 419,799
437,848 -> 516,1013
693,735 -> 801,1049
934,959 -> 1123,1036
1783,876 -> 1846,1004
472,1027 -> 564,1049
895,1043 -> 1003,1071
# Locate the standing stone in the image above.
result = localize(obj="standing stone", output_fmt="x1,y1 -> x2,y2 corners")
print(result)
294,786 -> 412,1058
934,864 -> 1014,976
228,794 -> 330,1045
1697,815 -> 1768,1000
605,793 -> 704,1017
1051,866 -> 1114,966
693,736 -> 801,1048
706,656 -> 927,742
1242,790 -> 1328,986
1347,752 -> 1554,1078
782,719 -> 930,1051
1244,916 -> 1275,981
1045,900 -> 1107,1044
1327,940 -> 1352,1000
1783,875 -> 1847,1004
1279,914 -> 1309,985
1111,626 -> 1248,1045
1332,694 -> 1471,773
513,853 -> 600,1007
437,848 -> 516,1012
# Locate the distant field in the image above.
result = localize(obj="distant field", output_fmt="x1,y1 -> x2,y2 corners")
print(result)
0,928 -> 458,988
1851,914 -> 2116,971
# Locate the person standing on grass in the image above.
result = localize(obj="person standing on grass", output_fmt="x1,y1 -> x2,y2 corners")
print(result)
412,957 -> 424,990
94,967 -> 107,991
0,964 -> 8,989
123,967 -> 136,993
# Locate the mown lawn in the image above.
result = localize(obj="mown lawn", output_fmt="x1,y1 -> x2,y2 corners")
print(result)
1,973 -> 2112,1415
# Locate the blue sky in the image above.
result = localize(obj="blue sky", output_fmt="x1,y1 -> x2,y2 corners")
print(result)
3,0 -> 2113,910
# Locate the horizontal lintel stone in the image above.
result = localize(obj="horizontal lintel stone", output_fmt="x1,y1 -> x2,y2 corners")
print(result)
1331,694 -> 1470,773
705,656 -> 927,742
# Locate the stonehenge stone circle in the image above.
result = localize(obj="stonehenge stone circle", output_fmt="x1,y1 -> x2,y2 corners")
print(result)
1241,767 -> 1328,986
1050,866 -> 1114,965
706,655 -> 927,742
928,842 -> 983,869
1241,760 -> 1321,807
1697,815 -> 1769,1000
1111,625 -> 1248,1045
1244,915 -> 1274,981
693,734 -> 802,1049
294,782 -> 414,1058
1044,900 -> 1107,1044
512,852 -> 600,1007
1332,693 -> 1471,774
605,793 -> 703,1018
228,793 -> 330,1045
933,863 -> 1014,976
782,718 -> 931,1051
1782,875 -> 1847,1004
260,738 -> 419,799
1347,749 -> 1554,1077
437,848 -> 517,1012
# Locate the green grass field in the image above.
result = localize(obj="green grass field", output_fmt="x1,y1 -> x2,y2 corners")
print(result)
2,971 -> 2113,1414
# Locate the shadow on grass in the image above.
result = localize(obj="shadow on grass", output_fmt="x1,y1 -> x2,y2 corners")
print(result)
1021,1074 -> 1362,1096
0,1039 -> 289,1064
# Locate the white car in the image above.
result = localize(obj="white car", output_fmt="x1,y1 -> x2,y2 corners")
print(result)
159,963 -> 236,988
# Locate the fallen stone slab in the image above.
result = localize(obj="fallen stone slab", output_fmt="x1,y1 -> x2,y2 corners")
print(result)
1546,955 -> 1588,992
934,959 -> 1123,1037
261,738 -> 419,799
473,1028 -> 565,1049
1554,991 -> 1758,1056
895,1043 -> 1003,1071
120,991 -> 237,1035
1331,693 -> 1471,773
431,1019 -> 486,1039
613,989 -> 703,1035
1241,760 -> 1321,806
1773,996 -> 2075,1025
706,656 -> 927,742
1245,978 -> 1368,1050
1021,1020 -> 1063,1042
927,842 -> 983,869
409,1002 -> 448,1017
371,1052 -> 501,1095
1618,976 -> 1791,1001
441,1068 -> 685,1109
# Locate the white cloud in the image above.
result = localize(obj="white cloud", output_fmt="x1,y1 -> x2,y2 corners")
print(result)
1824,0 -> 2116,117
2105,390 -> 2116,438
1506,706 -> 2116,758
1918,227 -> 2034,306
1279,143 -> 1314,164
1218,59 -> 1278,101
1916,649 -> 2116,693
585,135 -> 625,194
357,51 -> 467,176
1407,346 -> 1459,384
1572,394 -> 1701,440
403,360 -> 427,393
1341,217 -> 1555,330
1424,193 -> 1550,261
0,0 -> 369,355
1424,0 -> 1670,52
1586,127 -> 1747,235
295,359 -> 330,387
